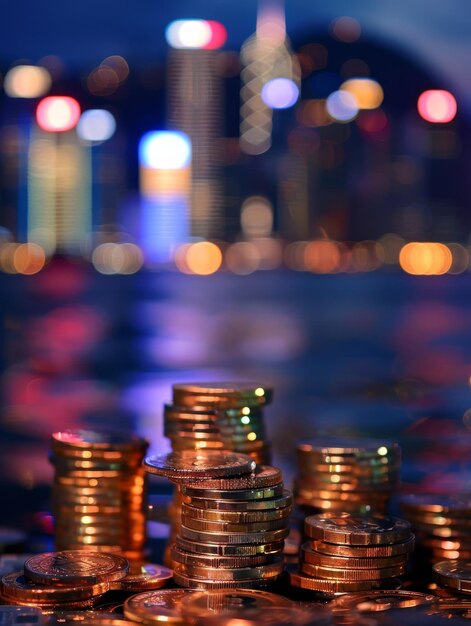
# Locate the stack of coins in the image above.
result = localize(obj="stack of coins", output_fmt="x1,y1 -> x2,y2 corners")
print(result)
294,438 -> 401,515
290,512 -> 414,594
0,551 -> 129,612
433,560 -> 471,597
50,430 -> 148,560
167,383 -> 273,464
145,450 -> 292,589
401,494 -> 471,565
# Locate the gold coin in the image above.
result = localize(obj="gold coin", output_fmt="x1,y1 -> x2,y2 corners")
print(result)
180,485 -> 284,501
175,536 -> 284,557
180,525 -> 289,545
0,572 -> 109,604
24,552 -> 129,586
297,438 -> 400,457
170,547 -> 281,569
179,588 -> 293,616
52,430 -> 149,453
304,513 -> 411,545
289,571 -> 400,593
110,563 -> 173,591
172,560 -> 284,581
299,561 -> 406,580
180,504 -> 291,524
144,451 -> 256,480
180,515 -> 288,534
182,491 -> 292,512
310,536 -> 415,558
300,542 -> 408,569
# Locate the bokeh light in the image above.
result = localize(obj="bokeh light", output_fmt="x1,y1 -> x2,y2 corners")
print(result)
326,90 -> 359,122
166,20 -> 213,49
399,242 -> 452,275
139,131 -> 191,170
261,78 -> 299,109
77,110 -> 116,143
225,242 -> 261,275
92,243 -> 143,275
36,97 -> 81,132
185,241 -> 222,275
240,197 -> 273,238
330,16 -> 362,43
4,65 -> 52,99
13,243 -> 46,275
304,240 -> 341,273
341,78 -> 383,109
417,90 -> 457,123
204,21 -> 227,50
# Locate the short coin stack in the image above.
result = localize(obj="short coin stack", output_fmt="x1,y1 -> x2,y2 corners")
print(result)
433,560 -> 471,597
290,512 -> 414,594
0,551 -> 129,612
401,494 -> 471,565
50,430 -> 149,560
167,383 -> 274,464
145,450 -> 292,589
294,437 -> 401,515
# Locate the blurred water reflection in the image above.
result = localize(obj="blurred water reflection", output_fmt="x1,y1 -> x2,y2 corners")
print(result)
2,264 -> 471,526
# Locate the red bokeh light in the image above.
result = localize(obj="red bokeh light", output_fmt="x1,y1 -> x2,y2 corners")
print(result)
36,96 -> 81,132
417,90 -> 457,123
204,21 -> 227,50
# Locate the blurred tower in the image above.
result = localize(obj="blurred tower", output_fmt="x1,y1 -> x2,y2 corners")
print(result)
240,1 -> 300,155
28,97 -> 90,255
166,20 -> 226,239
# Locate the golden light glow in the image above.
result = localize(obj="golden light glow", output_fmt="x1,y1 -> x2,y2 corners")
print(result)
225,241 -> 261,275
185,241 -> 222,275
92,243 -> 143,275
304,240 -> 341,273
242,407 -> 251,415
13,243 -> 46,274
341,78 -> 383,109
247,432 -> 257,441
399,242 -> 452,275
4,65 -> 51,98
241,416 -> 251,425
377,446 -> 388,456
255,387 -> 265,397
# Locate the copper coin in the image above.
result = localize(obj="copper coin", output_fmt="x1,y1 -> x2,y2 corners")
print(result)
183,466 -> 281,491
172,383 -> 272,409
0,572 -> 110,604
180,525 -> 289,545
144,451 -> 256,480
310,536 -> 415,558
330,590 -> 436,612
24,552 -> 129,586
180,485 -> 284,501
175,536 -> 284,557
401,494 -> 471,517
179,588 -> 293,615
172,571 -> 281,589
182,491 -> 292,512
170,547 -> 281,569
299,561 -> 406,580
110,564 -> 173,591
289,571 -> 401,593
123,589 -> 197,625
300,542 -> 408,569
172,560 -> 284,581
180,504 -> 291,524
181,515 -> 288,534
52,431 -> 149,453
297,438 -> 400,457
304,513 -> 411,545
433,560 -> 471,592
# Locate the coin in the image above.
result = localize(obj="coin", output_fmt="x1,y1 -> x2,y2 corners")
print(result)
181,515 -> 288,534
0,572 -> 110,604
304,514 -> 411,545
401,494 -> 471,517
172,383 -> 272,409
182,491 -> 292,512
144,451 -> 256,480
434,560 -> 471,592
299,561 -> 406,581
179,588 -> 293,615
172,560 -> 284,581
311,536 -> 415,558
183,466 -> 282,491
109,564 -> 173,591
297,438 -> 400,457
2,597 -> 107,614
180,525 -> 289,545
180,504 -> 291,524
175,537 -> 284,557
52,431 -> 149,452
172,571 -> 280,589
300,543 -> 408,569
180,485 -> 284,501
123,589 -> 197,625
170,546 -> 282,569
0,606 -> 45,626
289,571 -> 400,593
330,590 -> 436,611
24,552 -> 129,586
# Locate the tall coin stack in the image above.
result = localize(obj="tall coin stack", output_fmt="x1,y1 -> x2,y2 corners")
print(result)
145,450 -> 292,589
294,438 -> 401,515
401,494 -> 471,566
163,383 -> 273,560
290,512 -> 414,594
51,430 -> 149,560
